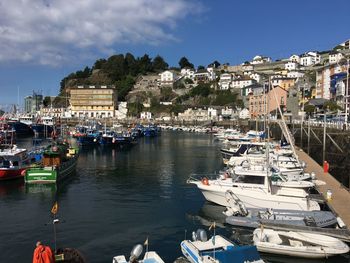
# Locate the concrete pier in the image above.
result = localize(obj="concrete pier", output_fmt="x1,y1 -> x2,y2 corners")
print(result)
297,149 -> 350,229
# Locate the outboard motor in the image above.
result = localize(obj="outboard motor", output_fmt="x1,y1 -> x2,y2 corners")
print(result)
192,229 -> 208,242
129,244 -> 143,263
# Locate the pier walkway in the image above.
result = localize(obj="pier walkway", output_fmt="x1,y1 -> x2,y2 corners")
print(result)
297,150 -> 350,229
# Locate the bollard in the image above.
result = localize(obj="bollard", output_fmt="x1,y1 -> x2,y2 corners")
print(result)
326,189 -> 332,201
323,161 -> 329,173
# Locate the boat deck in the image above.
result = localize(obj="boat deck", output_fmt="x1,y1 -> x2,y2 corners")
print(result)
296,149 -> 350,229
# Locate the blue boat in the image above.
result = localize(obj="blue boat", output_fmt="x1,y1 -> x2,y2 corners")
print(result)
142,125 -> 160,137
181,229 -> 264,263
99,130 -> 116,145
73,126 -> 100,145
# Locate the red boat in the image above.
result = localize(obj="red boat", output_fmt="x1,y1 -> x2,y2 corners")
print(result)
0,147 -> 33,181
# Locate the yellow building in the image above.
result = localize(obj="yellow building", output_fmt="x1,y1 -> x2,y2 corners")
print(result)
68,85 -> 117,118
272,77 -> 296,91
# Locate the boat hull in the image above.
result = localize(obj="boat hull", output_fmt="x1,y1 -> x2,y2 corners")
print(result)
0,168 -> 26,181
25,153 -> 78,184
192,182 -> 320,211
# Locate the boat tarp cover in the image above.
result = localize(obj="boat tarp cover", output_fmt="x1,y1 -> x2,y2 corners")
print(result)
202,245 -> 261,262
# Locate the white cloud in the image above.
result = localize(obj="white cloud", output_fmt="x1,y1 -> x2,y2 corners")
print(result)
0,0 -> 203,66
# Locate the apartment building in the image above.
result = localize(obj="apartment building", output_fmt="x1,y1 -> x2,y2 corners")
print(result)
68,85 -> 117,118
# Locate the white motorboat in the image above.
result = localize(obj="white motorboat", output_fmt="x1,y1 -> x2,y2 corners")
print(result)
181,229 -> 264,263
187,171 -> 320,211
253,228 -> 349,258
112,244 -> 164,263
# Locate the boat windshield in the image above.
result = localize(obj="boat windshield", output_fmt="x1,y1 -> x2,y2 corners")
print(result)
234,175 -> 265,185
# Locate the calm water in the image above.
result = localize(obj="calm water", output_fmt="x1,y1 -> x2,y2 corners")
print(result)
0,132 -> 349,263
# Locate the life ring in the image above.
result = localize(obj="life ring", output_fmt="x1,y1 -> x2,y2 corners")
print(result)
201,177 -> 209,186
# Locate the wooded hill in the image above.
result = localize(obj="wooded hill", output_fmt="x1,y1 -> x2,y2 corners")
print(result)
54,53 -> 243,116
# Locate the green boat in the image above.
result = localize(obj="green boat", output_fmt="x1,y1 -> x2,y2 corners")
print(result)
25,142 -> 79,184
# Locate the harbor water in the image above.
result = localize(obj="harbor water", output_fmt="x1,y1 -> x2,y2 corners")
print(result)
0,131 -> 349,262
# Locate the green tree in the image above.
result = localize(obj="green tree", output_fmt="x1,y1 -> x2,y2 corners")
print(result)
43,96 -> 52,107
138,54 -> 152,74
323,101 -> 342,112
197,65 -> 205,70
178,57 -> 194,69
116,75 -> 135,101
125,53 -> 138,75
190,83 -> 212,97
93,59 -> 107,70
152,55 -> 168,71
127,102 -> 144,116
208,60 -> 221,68
102,54 -> 126,81
304,104 -> 316,115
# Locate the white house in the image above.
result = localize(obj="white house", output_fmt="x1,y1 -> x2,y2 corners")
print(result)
232,77 -> 255,90
249,73 -> 261,83
115,101 -> 128,119
300,52 -> 321,66
208,107 -> 218,120
239,108 -> 250,119
140,111 -> 152,120
329,51 -> 344,64
285,61 -> 299,71
287,71 -> 305,79
180,67 -> 195,79
159,70 -> 177,85
219,73 -> 232,90
251,55 -> 272,65
206,67 -> 216,81
289,54 -> 300,63
194,69 -> 210,82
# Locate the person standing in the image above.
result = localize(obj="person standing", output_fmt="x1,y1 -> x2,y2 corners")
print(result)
32,241 -> 54,263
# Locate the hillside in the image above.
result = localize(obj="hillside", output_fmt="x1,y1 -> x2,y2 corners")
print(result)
54,53 -> 243,116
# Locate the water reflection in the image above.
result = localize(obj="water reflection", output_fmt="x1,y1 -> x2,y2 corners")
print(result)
0,179 -> 25,196
25,183 -> 57,196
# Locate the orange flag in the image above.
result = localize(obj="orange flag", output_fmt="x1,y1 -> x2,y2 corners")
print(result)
51,202 -> 58,215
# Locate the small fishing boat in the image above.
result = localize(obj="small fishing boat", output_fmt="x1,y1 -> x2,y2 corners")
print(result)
112,244 -> 164,263
181,229 -> 264,263
253,228 -> 349,258
0,146 -> 40,181
25,141 -> 79,184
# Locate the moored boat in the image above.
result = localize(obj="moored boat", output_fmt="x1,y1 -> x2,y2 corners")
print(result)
25,141 -> 79,184
0,146 -> 39,181
112,244 -> 165,263
181,229 -> 264,263
253,228 -> 349,258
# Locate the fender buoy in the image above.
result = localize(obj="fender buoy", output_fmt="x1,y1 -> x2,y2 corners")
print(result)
201,177 -> 209,186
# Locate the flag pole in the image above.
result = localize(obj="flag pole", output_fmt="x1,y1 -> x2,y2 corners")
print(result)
51,201 -> 59,253
53,213 -> 57,252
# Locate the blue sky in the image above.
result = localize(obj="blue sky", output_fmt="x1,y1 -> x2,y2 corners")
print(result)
0,0 -> 349,109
